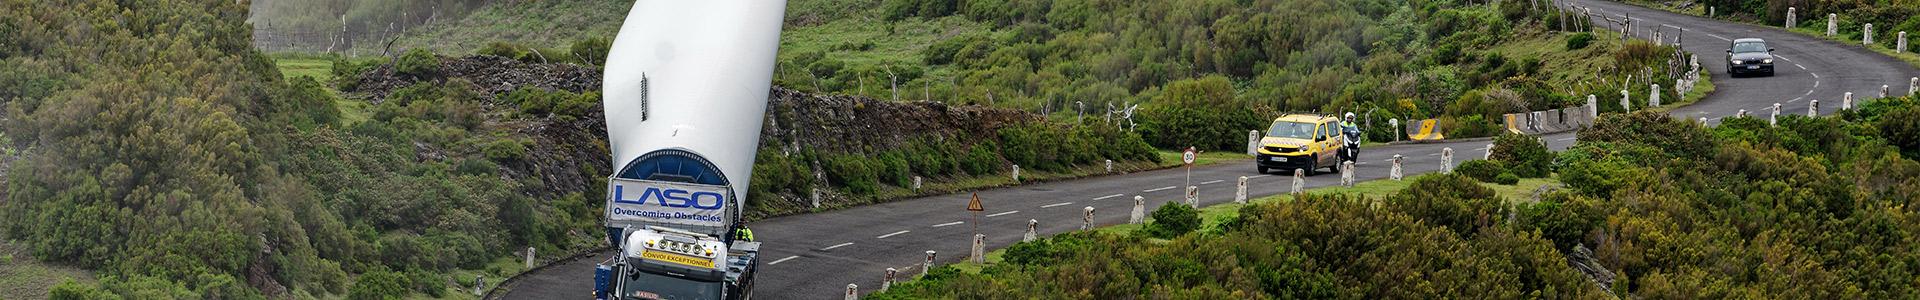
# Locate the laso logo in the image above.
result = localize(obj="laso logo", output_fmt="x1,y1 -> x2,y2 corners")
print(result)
613,185 -> 726,210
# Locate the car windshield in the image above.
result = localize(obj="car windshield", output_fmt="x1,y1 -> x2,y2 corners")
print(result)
1266,121 -> 1316,139
1732,42 -> 1766,53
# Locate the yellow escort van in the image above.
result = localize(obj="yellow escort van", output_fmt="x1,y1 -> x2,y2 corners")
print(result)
1256,114 -> 1346,175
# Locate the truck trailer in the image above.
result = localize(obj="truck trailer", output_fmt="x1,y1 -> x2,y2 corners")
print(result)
592,0 -> 787,299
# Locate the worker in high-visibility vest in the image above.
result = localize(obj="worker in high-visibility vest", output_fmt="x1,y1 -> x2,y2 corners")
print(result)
736,226 -> 755,242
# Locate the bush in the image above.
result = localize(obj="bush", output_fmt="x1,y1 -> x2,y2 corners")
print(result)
1878,105 -> 1920,157
483,138 -> 529,162
1490,132 -> 1552,177
1565,32 -> 1594,50
347,269 -> 410,300
1145,202 -> 1200,238
395,48 -> 440,78
876,151 -> 912,187
826,155 -> 879,195
1136,76 -> 1266,151
477,42 -> 530,60
1455,159 -> 1507,182
50,279 -> 118,300
961,142 -> 1002,175
1493,172 -> 1519,185
1385,174 -> 1504,237
570,37 -> 612,65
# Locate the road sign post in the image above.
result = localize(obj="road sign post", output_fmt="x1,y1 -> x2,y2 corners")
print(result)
1182,147 -> 1196,192
967,193 -> 984,240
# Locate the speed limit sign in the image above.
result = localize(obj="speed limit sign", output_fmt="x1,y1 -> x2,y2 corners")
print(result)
1182,147 -> 1197,165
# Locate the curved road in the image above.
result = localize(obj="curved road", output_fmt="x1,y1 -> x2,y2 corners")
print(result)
500,1 -> 1917,298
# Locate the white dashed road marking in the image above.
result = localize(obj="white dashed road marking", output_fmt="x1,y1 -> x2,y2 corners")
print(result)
1248,174 -> 1272,179
876,230 -> 910,239
768,255 -> 801,265
1143,186 -> 1176,193
1199,179 -> 1223,185
986,210 -> 1020,217
1558,137 -> 1578,142
932,221 -> 964,228
822,242 -> 854,250
1093,194 -> 1124,200
1040,202 -> 1074,208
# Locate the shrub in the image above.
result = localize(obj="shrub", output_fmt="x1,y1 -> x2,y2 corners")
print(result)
50,279 -> 118,300
570,37 -> 612,65
1491,132 -> 1552,177
1385,174 -> 1504,237
483,138 -> 529,162
1136,76 -> 1266,151
1455,159 -> 1507,182
827,155 -> 879,195
1493,172 -> 1519,185
876,151 -> 912,187
395,48 -> 440,78
1146,202 -> 1201,238
1518,193 -> 1599,251
1878,105 -> 1920,157
347,269 -> 410,300
477,42 -> 530,59
962,142 -> 1002,175
1565,32 -> 1594,50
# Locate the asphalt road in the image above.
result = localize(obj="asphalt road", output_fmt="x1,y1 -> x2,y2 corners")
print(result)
499,1 -> 1917,298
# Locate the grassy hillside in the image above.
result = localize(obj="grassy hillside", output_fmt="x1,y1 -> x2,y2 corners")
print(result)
313,0 -> 1697,149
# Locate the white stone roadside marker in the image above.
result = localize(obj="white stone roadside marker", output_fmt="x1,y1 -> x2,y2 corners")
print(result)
1485,143 -> 1495,160
1011,165 -> 1020,183
970,234 -> 985,263
1771,103 -> 1782,126
1865,23 -> 1874,45
1441,147 -> 1455,174
1621,89 -> 1632,112
1650,84 -> 1662,107
1235,176 -> 1248,204
1900,31 -> 1909,53
1883,85 -> 1892,99
1105,159 -> 1113,173
1828,14 -> 1838,36
1786,7 -> 1797,28
1081,206 -> 1095,230
525,247 -> 536,269
1340,161 -> 1355,188
1023,219 -> 1037,242
1290,169 -> 1305,196
882,268 -> 896,292
1129,196 -> 1145,224
1247,130 -> 1261,156
1912,77 -> 1919,96
1810,99 -> 1820,116
1391,154 -> 1404,180
912,176 -> 922,190
846,284 -> 858,300
922,251 -> 935,277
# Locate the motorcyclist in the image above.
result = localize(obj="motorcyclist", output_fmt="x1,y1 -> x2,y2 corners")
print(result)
1340,112 -> 1361,162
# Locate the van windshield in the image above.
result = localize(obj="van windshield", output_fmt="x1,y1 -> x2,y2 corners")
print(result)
1266,121 -> 1316,139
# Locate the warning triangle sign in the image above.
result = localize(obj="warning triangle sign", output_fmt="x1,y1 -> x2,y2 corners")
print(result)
967,193 -> 984,211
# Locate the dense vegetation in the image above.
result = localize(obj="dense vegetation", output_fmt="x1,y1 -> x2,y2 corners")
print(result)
779,0 -> 1691,149
875,96 -> 1920,297
3,1 -> 605,298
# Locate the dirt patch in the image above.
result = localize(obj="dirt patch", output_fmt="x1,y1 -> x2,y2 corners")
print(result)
0,241 -> 98,300
348,55 -> 602,104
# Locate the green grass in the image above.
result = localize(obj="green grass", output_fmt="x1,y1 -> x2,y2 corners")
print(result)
274,58 -> 334,83
935,174 -> 1564,277
0,242 -> 96,300
394,0 -> 632,54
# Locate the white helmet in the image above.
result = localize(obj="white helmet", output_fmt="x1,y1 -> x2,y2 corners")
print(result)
1344,112 -> 1356,120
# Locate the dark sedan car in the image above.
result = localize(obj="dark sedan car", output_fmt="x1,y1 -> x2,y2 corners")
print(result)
1727,38 -> 1775,77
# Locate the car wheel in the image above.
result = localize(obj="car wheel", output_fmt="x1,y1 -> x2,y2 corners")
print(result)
1257,166 -> 1269,174
1302,161 -> 1317,176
